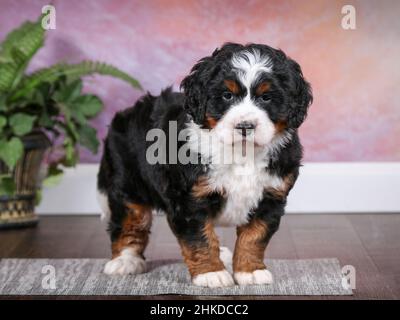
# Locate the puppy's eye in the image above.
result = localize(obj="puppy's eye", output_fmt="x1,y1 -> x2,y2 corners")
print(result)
222,92 -> 233,101
261,94 -> 271,103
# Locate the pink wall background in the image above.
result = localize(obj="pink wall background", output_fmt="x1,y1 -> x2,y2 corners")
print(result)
1,0 -> 399,162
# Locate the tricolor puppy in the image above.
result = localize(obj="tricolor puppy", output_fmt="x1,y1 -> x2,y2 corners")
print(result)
97,43 -> 312,287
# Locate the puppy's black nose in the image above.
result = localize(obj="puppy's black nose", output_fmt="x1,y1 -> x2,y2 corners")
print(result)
235,121 -> 256,137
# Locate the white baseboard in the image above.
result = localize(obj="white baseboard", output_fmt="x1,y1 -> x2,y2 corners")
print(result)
36,162 -> 400,215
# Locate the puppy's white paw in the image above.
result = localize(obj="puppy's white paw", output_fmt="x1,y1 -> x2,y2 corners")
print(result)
104,249 -> 146,275
234,269 -> 273,286
192,270 -> 235,288
219,246 -> 232,268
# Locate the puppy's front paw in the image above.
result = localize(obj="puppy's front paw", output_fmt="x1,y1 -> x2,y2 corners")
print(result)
234,269 -> 273,286
192,269 -> 235,288
104,250 -> 146,275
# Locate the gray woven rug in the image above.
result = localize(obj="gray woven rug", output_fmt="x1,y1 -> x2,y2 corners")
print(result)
0,258 -> 352,296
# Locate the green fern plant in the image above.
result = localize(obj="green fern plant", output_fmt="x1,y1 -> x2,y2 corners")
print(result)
0,15 -> 141,196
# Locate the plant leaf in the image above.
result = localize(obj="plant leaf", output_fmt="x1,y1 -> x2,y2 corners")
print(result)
0,137 -> 24,169
0,115 -> 6,133
0,95 -> 7,111
42,166 -> 64,187
0,175 -> 16,195
34,189 -> 42,205
29,81 -> 51,107
73,94 -> 103,118
63,136 -> 77,166
38,109 -> 54,128
56,105 -> 79,142
0,16 -> 45,93
77,125 -> 99,154
9,113 -> 37,136
11,61 -> 141,100
69,107 -> 86,125
0,15 -> 44,58
65,79 -> 83,102
53,79 -> 83,103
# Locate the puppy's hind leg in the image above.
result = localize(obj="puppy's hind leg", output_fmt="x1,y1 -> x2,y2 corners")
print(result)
104,201 -> 152,275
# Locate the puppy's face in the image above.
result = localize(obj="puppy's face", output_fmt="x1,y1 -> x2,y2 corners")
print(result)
181,43 -> 312,148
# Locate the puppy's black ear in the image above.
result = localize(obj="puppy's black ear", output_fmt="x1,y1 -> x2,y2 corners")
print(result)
286,58 -> 313,128
180,55 -> 217,124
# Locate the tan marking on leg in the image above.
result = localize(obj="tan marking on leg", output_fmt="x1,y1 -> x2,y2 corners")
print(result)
111,203 -> 152,259
179,220 -> 224,277
233,218 -> 268,273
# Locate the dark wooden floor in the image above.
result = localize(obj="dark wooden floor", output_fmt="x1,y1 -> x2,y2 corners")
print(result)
0,214 -> 399,300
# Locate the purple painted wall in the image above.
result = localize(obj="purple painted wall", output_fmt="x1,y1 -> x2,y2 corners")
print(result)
1,0 -> 399,162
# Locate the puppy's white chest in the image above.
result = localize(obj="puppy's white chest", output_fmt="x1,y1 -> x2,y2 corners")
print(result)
209,164 -> 282,226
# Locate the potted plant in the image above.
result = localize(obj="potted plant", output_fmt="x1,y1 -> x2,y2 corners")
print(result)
0,16 -> 141,228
